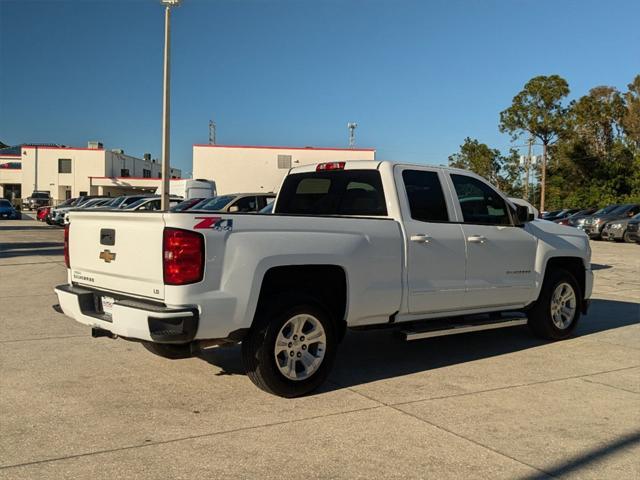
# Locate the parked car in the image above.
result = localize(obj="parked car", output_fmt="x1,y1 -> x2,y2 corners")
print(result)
55,161 -> 593,397
36,206 -> 51,222
62,198 -> 112,225
583,204 -> 640,240
577,204 -> 621,231
22,191 -> 51,210
601,213 -> 640,243
49,196 -> 107,225
626,215 -> 640,243
93,195 -> 155,210
170,197 -> 209,212
556,207 -> 598,226
122,196 -> 182,211
193,193 -> 276,213
0,198 -> 21,219
544,208 -> 581,222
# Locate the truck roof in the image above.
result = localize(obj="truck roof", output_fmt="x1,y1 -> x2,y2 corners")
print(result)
289,160 -> 473,176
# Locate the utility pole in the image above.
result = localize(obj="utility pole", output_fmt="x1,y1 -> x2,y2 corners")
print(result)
348,122 -> 357,148
209,119 -> 217,145
159,0 -> 181,211
524,136 -> 533,201
540,142 -> 547,213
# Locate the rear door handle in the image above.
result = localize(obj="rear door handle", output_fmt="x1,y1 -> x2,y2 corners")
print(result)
410,234 -> 432,243
467,235 -> 487,244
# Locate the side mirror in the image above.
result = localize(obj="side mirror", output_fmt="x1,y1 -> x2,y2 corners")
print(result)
516,205 -> 534,223
228,205 -> 239,213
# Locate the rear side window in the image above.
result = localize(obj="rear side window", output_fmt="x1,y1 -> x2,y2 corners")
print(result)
451,174 -> 511,225
402,170 -> 449,222
276,170 -> 387,216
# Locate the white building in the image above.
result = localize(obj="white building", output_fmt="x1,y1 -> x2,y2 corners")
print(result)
192,144 -> 376,194
0,142 -> 181,203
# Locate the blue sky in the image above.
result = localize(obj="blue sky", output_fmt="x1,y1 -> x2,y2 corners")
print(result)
1,0 -> 638,175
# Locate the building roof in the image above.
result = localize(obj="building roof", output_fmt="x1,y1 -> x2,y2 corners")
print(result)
193,144 -> 375,152
0,143 -> 65,156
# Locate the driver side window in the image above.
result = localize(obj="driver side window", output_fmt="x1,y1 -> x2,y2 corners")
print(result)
451,174 -> 511,225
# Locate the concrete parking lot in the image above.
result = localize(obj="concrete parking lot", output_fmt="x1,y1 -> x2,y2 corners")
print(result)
0,217 -> 638,479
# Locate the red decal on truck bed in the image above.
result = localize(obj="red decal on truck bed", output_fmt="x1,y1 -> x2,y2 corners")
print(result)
194,217 -> 233,231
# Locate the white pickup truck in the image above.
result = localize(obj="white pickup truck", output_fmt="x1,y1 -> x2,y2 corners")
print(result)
55,161 -> 592,397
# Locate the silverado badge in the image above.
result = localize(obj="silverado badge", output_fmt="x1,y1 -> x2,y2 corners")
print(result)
99,249 -> 117,263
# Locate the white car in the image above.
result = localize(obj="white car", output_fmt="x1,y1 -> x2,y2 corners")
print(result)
55,161 -> 593,397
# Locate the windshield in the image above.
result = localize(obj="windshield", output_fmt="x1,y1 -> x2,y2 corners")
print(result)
31,192 -> 49,199
119,196 -> 149,208
259,203 -> 274,214
170,198 -> 204,212
608,205 -> 632,215
102,197 -> 123,207
0,199 -> 11,207
125,198 -> 155,209
595,205 -> 619,215
57,198 -> 76,208
195,195 -> 235,211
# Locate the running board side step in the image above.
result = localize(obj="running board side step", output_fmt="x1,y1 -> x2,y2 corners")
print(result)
401,317 -> 528,341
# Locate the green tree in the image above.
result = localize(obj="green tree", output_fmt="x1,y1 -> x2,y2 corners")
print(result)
546,78 -> 640,209
499,75 -> 570,211
621,75 -> 640,148
571,86 -> 625,157
448,138 -> 523,196
448,137 -> 502,182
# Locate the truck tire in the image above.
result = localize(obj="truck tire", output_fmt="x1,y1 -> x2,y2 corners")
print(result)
141,341 -> 192,359
242,295 -> 337,398
528,268 -> 581,340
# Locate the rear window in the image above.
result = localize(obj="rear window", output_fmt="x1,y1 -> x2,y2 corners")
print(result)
276,170 -> 387,216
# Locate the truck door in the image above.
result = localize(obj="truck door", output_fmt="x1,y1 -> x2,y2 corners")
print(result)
396,167 -> 467,314
448,173 -> 536,309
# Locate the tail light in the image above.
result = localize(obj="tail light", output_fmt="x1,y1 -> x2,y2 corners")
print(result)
316,162 -> 345,171
163,228 -> 204,285
64,224 -> 70,268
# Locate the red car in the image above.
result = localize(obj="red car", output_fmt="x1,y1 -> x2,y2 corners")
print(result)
36,206 -> 50,221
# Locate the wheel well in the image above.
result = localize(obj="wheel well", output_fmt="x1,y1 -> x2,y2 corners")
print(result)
545,257 -> 586,298
255,265 -> 348,340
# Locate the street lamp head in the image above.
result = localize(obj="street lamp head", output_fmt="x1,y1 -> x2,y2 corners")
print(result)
160,0 -> 181,6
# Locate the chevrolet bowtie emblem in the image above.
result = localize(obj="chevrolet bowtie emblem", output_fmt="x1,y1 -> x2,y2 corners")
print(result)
99,249 -> 116,263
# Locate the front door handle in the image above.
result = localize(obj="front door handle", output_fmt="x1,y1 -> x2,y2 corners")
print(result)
410,234 -> 432,243
467,235 -> 487,244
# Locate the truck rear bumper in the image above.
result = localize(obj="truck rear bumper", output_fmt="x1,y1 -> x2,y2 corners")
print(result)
54,284 -> 199,344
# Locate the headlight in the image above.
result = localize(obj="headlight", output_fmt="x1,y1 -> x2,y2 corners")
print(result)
610,223 -> 622,229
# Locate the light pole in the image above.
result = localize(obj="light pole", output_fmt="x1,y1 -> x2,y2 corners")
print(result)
160,0 -> 181,211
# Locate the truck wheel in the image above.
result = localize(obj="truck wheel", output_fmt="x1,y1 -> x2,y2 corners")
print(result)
242,297 -> 337,398
528,269 -> 581,340
141,341 -> 192,359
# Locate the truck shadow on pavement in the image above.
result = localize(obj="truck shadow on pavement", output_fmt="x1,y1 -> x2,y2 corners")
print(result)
0,241 -> 64,258
198,298 -> 640,387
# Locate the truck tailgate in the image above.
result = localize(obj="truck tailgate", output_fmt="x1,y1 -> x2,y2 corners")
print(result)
67,211 -> 166,300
